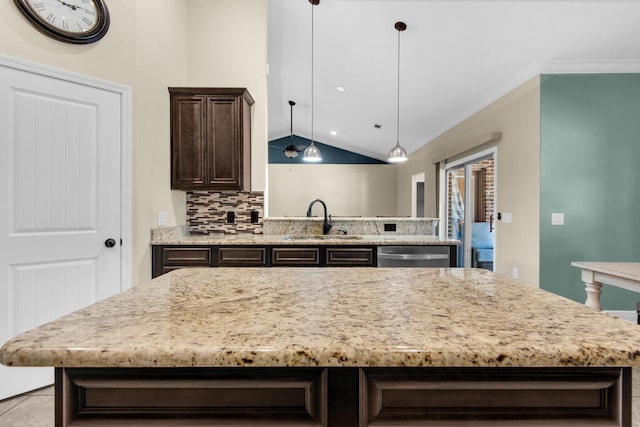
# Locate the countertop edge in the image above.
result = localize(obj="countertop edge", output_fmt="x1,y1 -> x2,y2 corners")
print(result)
150,234 -> 461,246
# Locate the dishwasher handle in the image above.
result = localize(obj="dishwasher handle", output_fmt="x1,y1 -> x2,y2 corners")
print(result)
377,253 -> 449,261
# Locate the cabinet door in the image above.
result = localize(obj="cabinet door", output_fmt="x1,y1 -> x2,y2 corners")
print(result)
171,96 -> 206,189
206,96 -> 241,190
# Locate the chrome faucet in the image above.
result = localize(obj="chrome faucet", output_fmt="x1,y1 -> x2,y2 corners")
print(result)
306,199 -> 332,235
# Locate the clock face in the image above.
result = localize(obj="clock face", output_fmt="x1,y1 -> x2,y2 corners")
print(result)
29,0 -> 99,33
15,0 -> 110,44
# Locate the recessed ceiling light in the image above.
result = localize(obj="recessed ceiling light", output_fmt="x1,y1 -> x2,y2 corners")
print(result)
330,131 -> 337,136
335,86 -> 345,92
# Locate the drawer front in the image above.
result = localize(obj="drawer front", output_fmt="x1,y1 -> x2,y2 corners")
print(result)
163,247 -> 212,266
326,248 -> 374,266
218,247 -> 266,266
361,367 -> 626,425
272,248 -> 320,266
59,367 -> 326,426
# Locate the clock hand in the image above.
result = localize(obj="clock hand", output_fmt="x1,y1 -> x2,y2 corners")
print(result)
55,0 -> 78,10
55,0 -> 93,12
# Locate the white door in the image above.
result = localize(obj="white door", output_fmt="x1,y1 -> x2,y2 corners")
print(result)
0,59 -> 127,399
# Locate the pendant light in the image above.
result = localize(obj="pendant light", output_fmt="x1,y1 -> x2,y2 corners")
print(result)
303,0 -> 322,162
388,21 -> 408,163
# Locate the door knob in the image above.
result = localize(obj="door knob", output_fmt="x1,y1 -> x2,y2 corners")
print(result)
104,238 -> 117,248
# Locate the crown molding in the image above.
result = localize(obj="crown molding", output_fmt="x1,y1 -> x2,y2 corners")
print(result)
541,60 -> 640,74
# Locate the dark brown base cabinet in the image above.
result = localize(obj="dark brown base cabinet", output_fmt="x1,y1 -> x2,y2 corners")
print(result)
56,366 -> 631,426
152,244 -> 459,277
152,245 -> 378,277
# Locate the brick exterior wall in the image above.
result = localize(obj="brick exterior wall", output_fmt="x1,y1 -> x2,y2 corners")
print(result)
477,159 -> 495,222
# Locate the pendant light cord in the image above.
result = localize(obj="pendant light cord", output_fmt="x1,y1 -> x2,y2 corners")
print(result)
304,0 -> 322,162
396,27 -> 401,146
311,3 -> 315,145
389,21 -> 407,163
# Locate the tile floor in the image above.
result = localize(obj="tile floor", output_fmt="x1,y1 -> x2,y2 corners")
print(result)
0,370 -> 639,426
0,385 -> 54,427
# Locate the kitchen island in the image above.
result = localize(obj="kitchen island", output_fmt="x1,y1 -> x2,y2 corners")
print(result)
2,267 -> 640,426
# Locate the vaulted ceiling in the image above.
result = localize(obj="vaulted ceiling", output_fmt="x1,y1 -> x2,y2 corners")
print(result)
267,0 -> 640,161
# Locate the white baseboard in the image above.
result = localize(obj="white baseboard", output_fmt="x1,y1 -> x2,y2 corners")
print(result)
604,310 -> 637,324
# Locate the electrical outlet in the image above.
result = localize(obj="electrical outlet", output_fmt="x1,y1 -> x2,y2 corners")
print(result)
226,211 -> 235,223
157,211 -> 167,226
384,223 -> 396,232
512,267 -> 519,280
251,211 -> 259,223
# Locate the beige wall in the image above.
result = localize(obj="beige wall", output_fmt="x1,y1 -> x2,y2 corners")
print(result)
185,0 -> 268,192
0,0 -> 269,286
397,77 -> 541,286
268,164 -> 398,218
133,1 -> 189,286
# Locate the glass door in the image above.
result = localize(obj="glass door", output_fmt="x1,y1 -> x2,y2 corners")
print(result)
445,150 -> 495,269
446,166 -> 466,266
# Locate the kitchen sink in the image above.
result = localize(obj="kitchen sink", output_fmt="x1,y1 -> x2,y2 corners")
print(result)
282,235 -> 364,241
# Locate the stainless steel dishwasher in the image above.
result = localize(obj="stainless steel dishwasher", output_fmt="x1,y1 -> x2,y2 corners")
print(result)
377,245 -> 451,267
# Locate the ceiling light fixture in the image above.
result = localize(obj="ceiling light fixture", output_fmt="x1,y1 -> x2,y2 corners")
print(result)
284,100 -> 306,158
388,21 -> 408,163
335,86 -> 345,92
303,0 -> 322,162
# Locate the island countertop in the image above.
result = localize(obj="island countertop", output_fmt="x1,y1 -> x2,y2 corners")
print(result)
3,267 -> 640,369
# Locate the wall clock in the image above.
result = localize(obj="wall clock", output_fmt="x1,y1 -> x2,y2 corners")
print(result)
14,0 -> 110,44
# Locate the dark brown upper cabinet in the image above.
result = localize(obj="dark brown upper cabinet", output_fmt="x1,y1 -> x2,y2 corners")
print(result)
169,88 -> 254,191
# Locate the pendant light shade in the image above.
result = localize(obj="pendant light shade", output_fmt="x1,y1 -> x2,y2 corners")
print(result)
303,143 -> 322,162
303,0 -> 322,162
388,142 -> 408,163
388,21 -> 408,163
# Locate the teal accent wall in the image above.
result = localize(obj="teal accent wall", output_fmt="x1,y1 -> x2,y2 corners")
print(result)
269,135 -> 386,164
540,74 -> 640,310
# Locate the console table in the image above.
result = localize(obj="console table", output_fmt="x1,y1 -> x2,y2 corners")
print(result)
572,262 -> 640,311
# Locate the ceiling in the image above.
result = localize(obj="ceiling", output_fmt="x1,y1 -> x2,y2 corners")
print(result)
267,0 -> 640,161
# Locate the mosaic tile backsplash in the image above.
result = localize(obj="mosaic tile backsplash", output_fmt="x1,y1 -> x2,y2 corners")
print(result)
186,191 -> 264,234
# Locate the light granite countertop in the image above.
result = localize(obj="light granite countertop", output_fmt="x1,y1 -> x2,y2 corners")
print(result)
2,267 -> 640,369
150,233 -> 460,246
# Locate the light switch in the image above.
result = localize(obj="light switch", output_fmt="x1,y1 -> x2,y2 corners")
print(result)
551,213 -> 564,226
502,212 -> 512,223
157,211 -> 167,226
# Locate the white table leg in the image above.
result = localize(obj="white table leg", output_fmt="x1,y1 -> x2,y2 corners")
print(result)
581,269 -> 602,311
